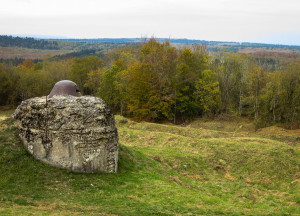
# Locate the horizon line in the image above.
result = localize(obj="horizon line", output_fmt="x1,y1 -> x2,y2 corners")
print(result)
2,34 -> 300,47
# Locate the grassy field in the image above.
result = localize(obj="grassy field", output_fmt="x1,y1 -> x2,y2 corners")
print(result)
0,110 -> 299,215
0,46 -> 73,59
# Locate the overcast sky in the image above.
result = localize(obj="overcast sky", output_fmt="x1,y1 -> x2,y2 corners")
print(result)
1,0 -> 300,45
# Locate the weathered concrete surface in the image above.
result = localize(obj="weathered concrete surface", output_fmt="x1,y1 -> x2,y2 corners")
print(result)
12,96 -> 118,173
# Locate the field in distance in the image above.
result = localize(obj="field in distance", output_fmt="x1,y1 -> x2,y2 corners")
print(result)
2,35 -> 300,61
0,46 -> 73,60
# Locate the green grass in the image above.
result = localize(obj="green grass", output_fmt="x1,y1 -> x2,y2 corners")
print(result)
0,113 -> 299,215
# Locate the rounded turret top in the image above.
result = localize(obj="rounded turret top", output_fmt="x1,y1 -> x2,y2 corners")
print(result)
49,80 -> 80,98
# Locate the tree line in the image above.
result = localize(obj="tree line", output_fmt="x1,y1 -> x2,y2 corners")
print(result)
0,39 -> 299,129
0,35 -> 59,50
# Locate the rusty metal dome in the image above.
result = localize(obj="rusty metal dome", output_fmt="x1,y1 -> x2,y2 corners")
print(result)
48,80 -> 80,98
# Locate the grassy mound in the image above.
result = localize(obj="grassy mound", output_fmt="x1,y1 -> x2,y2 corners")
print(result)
0,114 -> 299,215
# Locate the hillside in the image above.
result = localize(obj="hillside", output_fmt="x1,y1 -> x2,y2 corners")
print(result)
0,110 -> 299,215
2,35 -> 300,61
0,46 -> 73,60
0,35 -> 130,61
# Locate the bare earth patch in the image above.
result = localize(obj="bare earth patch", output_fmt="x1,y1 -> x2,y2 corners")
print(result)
0,116 -> 9,130
0,116 -> 8,121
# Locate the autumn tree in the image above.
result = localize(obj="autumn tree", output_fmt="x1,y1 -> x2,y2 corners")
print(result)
123,39 -> 178,121
70,56 -> 103,94
98,65 -> 122,113
194,69 -> 221,115
259,71 -> 282,125
279,61 -> 300,128
174,45 -> 209,122
85,68 -> 103,96
15,63 -> 42,100
247,64 -> 266,130
0,64 -> 12,105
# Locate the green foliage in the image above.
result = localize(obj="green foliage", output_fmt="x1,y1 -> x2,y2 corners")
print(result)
211,51 -> 300,129
0,64 -> 12,105
15,63 -> 42,100
85,68 -> 103,96
194,70 -> 221,115
213,52 -> 249,112
70,56 -> 103,94
0,38 -> 299,127
98,65 -> 122,112
279,62 -> 300,128
116,39 -> 179,121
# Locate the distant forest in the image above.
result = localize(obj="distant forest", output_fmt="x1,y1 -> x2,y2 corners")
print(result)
51,37 -> 300,49
0,35 -> 59,49
0,36 -> 299,129
2,35 -> 300,50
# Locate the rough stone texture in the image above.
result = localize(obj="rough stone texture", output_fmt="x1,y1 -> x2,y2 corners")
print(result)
12,95 -> 118,173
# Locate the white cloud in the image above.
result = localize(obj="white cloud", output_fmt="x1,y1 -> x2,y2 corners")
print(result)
0,0 -> 300,44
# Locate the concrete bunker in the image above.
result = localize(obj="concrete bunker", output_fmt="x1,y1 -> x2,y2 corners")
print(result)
12,81 -> 118,173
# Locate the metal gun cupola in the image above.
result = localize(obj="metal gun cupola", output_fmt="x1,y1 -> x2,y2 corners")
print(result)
48,80 -> 80,98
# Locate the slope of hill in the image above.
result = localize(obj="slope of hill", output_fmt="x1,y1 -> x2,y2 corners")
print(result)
0,111 -> 299,215
0,46 -> 73,60
0,35 -> 131,61
2,35 -> 300,62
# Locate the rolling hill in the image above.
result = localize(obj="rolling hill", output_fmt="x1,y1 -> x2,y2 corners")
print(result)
0,110 -> 299,215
